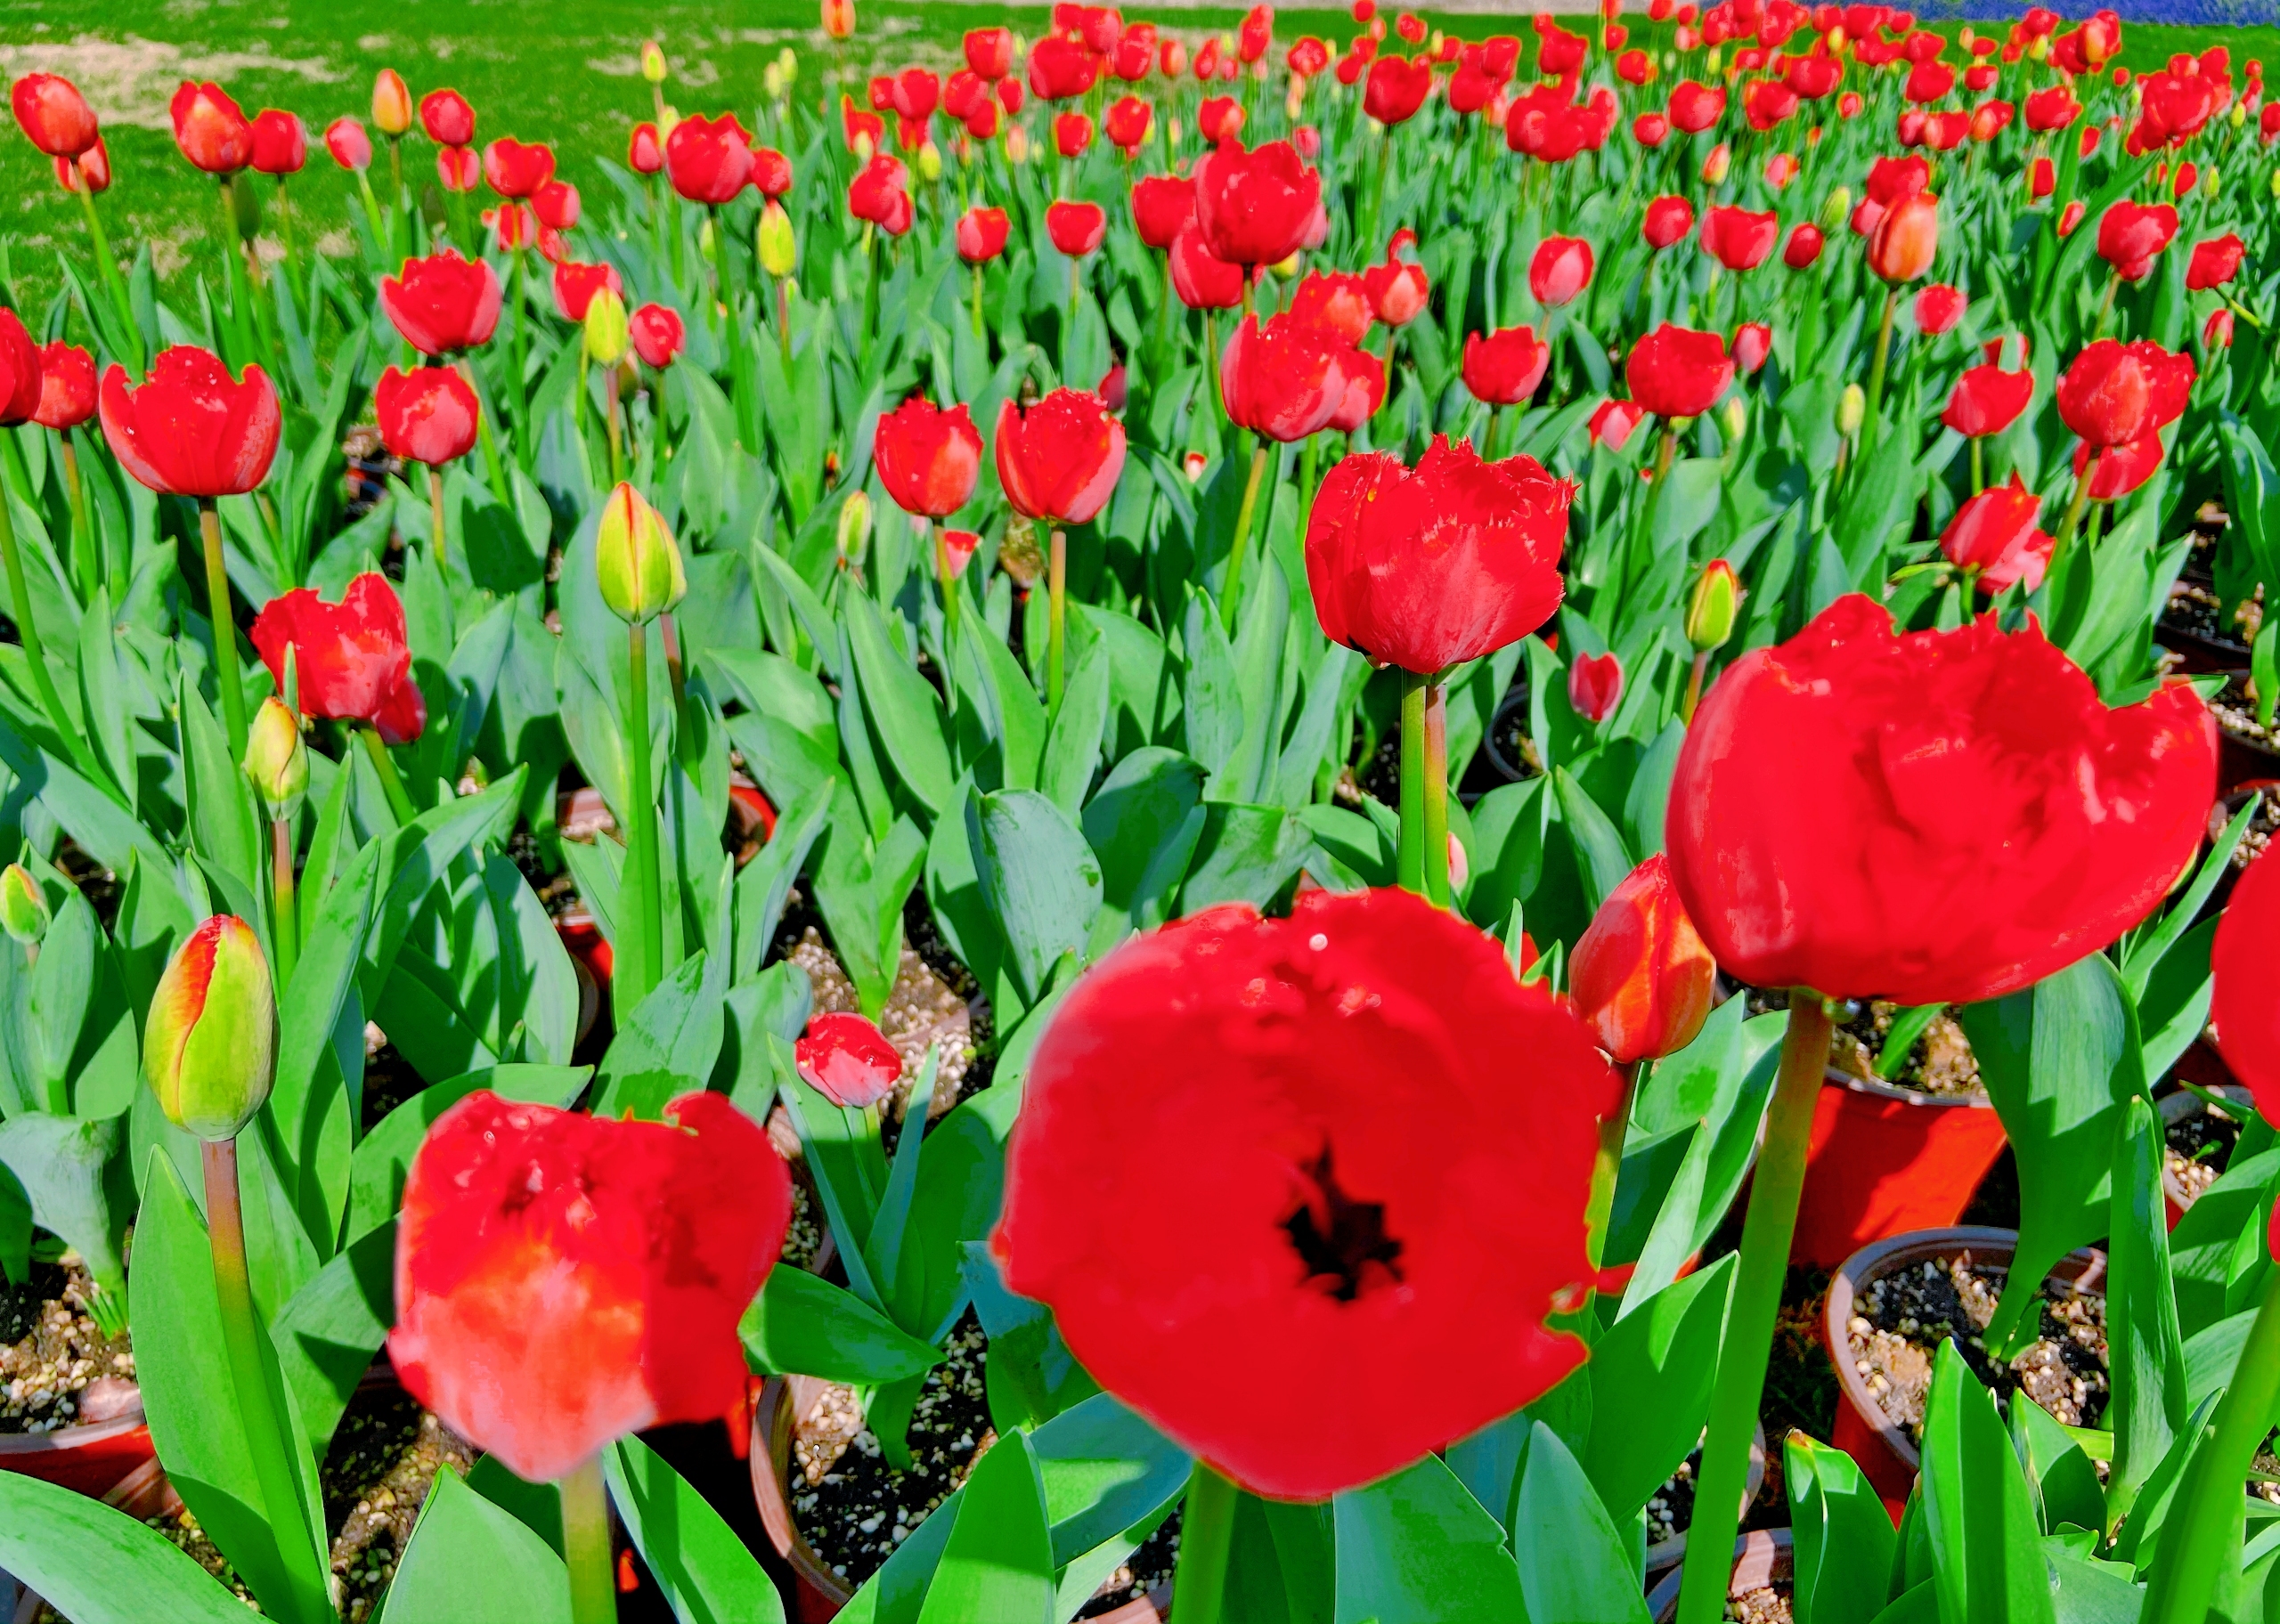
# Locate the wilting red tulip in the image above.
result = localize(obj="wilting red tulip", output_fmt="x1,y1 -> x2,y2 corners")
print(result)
1940,475 -> 2051,593
2206,308 -> 2235,351
994,888 -> 1616,1500
1700,205 -> 1779,271
1291,272 -> 1374,344
419,89 -> 474,148
629,304 -> 684,369
32,343 -> 94,431
1914,283 -> 1966,335
875,397 -> 983,518
794,1012 -> 903,1108
1308,436 -> 1568,674
1731,321 -> 1771,376
1669,78 -> 1726,131
1463,326 -> 1551,406
375,364 -> 479,468
382,251 -> 503,355
1643,195 -> 1694,248
965,27 -> 1014,78
1570,854 -> 1716,1064
628,122 -> 663,175
390,1091 -> 786,1485
436,145 -> 479,191
325,116 -> 371,172
1625,324 -> 1734,419
99,347 -> 279,499
552,261 -> 622,322
1669,595 -> 2215,1004
2212,843 -> 2280,1118
249,110 -> 305,175
1942,362 -> 2032,436
1364,53 -> 1433,124
1047,199 -> 1107,258
2097,200 -> 2177,282
2187,233 -> 2245,291
2056,337 -> 2194,449
1194,138 -> 1322,267
957,206 -> 1010,264
1030,35 -> 1102,101
251,572 -> 427,742
1364,240 -> 1429,326
1591,397 -> 1646,450
997,389 -> 1127,526
1568,651 -> 1624,723
665,113 -> 753,204
1130,175 -> 1194,249
482,135 -> 555,199
1170,224 -> 1246,309
1868,191 -> 1939,282
171,81 -> 252,173
12,74 -> 100,158
1529,237 -> 1593,306
1104,96 -> 1152,154
1222,314 -> 1366,443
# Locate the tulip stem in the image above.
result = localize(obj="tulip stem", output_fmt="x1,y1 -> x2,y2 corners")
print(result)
1673,992 -> 1834,1624
1168,1461 -> 1239,1624
1969,437 -> 1983,497
2142,1263 -> 2280,1624
1046,527 -> 1069,719
1395,671 -> 1453,904
202,1138 -> 330,1624
559,1452 -> 616,1624
1422,681 -> 1449,907
971,264 -> 986,346
269,819 -> 298,988
198,499 -> 250,760
60,438 -> 94,606
603,366 -> 625,488
1859,285 -> 1898,480
1219,442 -> 1270,635
75,182 -> 142,371
1584,1060 -> 1640,1275
459,359 -> 515,511
2048,451 -> 2100,588
1682,649 -> 1710,726
621,621 -> 664,1014
2095,271 -> 2120,340
428,464 -> 449,576
359,725 -> 418,825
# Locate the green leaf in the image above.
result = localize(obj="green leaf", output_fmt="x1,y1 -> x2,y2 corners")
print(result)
844,588 -> 953,817
1785,1433 -> 1898,1624
0,1111 -> 132,1293
0,1469 -> 251,1624
2007,1394 -> 2105,1539
2170,1146 -> 2279,1339
1581,1255 -> 1735,1521
1553,766 -> 1633,916
2105,1094 -> 2186,1521
382,1466 -> 572,1623
606,1434 -> 786,1624
967,789 -> 1101,1004
915,1425 -> 1055,1624
1081,747 -> 1207,930
1918,1340 -> 2056,1624
591,948 -> 726,1119
1331,1452 -> 1527,1624
738,1265 -> 943,1385
1040,640 -> 1111,817
1180,800 -> 1306,914
272,1219 -> 396,1466
1509,1422 -> 1650,1622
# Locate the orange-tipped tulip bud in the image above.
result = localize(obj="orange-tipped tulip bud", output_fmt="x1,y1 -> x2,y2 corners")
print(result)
641,41 -> 669,85
1569,854 -> 1716,1064
1868,191 -> 1939,284
1687,559 -> 1741,652
371,69 -> 413,137
143,916 -> 276,1141
595,483 -> 685,624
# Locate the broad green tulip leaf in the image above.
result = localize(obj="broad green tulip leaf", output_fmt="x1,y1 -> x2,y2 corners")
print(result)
384,1465 -> 571,1624
739,1264 -> 942,1386
844,587 -> 953,818
0,1469 -> 250,1624
2105,1095 -> 2186,1521
1786,1433 -> 1898,1624
1040,640 -> 1112,818
591,947 -> 726,1119
1509,1422 -> 1650,1622
271,1218 -> 396,1466
1180,800 -> 1306,914
915,1425 -> 1054,1624
1918,1341 -> 2056,1624
2170,1146 -> 2278,1340
1582,1254 -> 1735,1521
968,789 -> 1101,1004
1332,1451 -> 1527,1624
1082,746 -> 1208,930
2008,1396 -> 2105,1539
0,1111 -> 132,1294
607,1433 -> 787,1624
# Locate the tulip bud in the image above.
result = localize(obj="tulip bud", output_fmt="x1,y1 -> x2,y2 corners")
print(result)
1271,249 -> 1302,278
1868,192 -> 1939,283
1006,125 -> 1030,165
242,697 -> 309,816
697,213 -> 716,256
1836,383 -> 1865,434
1568,853 -> 1715,1064
595,483 -> 687,623
764,62 -> 786,100
1701,142 -> 1730,184
1685,559 -> 1740,651
2272,167 -> 2280,200
372,69 -> 413,137
757,201 -> 797,279
779,47 -> 799,81
2028,33 -> 2048,61
1817,186 -> 1852,232
143,916 -> 277,1141
917,141 -> 943,183
2205,166 -> 2221,199
1568,652 -> 1624,723
583,287 -> 630,368
1720,396 -> 1747,443
0,865 -> 50,947
1706,46 -> 1722,74
837,490 -> 872,567
641,41 -> 669,84
852,130 -> 875,163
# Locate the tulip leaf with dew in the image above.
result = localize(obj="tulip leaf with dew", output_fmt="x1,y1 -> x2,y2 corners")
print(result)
606,1435 -> 787,1624
1784,1434 -> 1898,1624
0,1471 -> 258,1624
1917,1341 -> 2059,1624
1331,1453 -> 1527,1624
384,1462 -> 572,1624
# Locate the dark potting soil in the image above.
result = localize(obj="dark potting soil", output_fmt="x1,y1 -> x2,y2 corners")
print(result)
360,1032 -> 428,1133
1759,1271 -> 1837,1521
50,838 -> 122,930
1828,1003 -> 1984,1100
1648,1444 -> 1703,1547
2224,787 -> 2280,873
321,1380 -> 478,1623
506,825 -> 586,918
1844,1251 -> 2107,1444
2164,579 -> 2262,651
0,1257 -> 134,1435
2213,677 -> 2280,758
1076,1511 -> 1179,1620
2166,1097 -> 2243,1212
1958,1149 -> 2023,1230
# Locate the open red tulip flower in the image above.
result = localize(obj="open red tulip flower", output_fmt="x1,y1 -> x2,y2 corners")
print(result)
99,347 -> 281,499
1914,284 -> 1966,336
1668,78 -> 1727,132
1570,853 -> 1716,1064
375,366 -> 480,468
2073,433 -> 2166,501
1056,110 -> 1098,158
996,389 -> 1127,528
849,153 -> 913,233
1103,95 -> 1152,155
251,572 -> 428,743
2056,337 -> 2194,450
550,260 -> 623,322
1046,199 -> 1108,259
1941,475 -> 2052,593
33,343 -> 95,432
1364,53 -> 1434,124
12,73 -> 100,158
382,250 -> 503,356
2187,233 -> 2246,291
1699,205 -> 1779,272
748,146 -> 792,199
1307,435 -> 1570,675
956,206 -> 1009,264
436,144 -> 479,192
1222,314 -> 1370,443
794,1012 -> 903,1109
1667,595 -> 2216,1006
1030,34 -> 1103,102
1529,236 -> 1594,307
992,888 -> 1616,1501
965,26 -> 1015,79
1643,196 -> 1694,249
390,1090 -> 786,1485
1462,325 -> 1551,407
875,397 -> 983,518
1624,324 -> 1735,420
629,304 -> 685,369
2097,200 -> 2178,282
533,179 -> 579,231
665,112 -> 754,204
1130,175 -> 1196,250
2212,840 -> 2280,1120
1170,224 -> 1246,310
483,135 -> 555,199
1942,361 -> 2033,437
1291,272 -> 1374,345
1193,138 -> 1322,268
419,88 -> 475,148
171,81 -> 253,174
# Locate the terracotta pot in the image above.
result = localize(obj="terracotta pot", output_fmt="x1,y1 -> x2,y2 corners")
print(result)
1792,1072 -> 2008,1268
1646,1528 -> 1792,1620
1824,1228 -> 2106,1522
1640,1420 -> 1769,1581
2160,1084 -> 2255,1229
0,1405 -> 155,1500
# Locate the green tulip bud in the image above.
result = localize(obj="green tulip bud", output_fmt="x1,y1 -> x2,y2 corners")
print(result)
1720,396 -> 1747,444
778,47 -> 799,82
1836,383 -> 1865,435
241,697 -> 309,817
764,62 -> 786,100
837,490 -> 872,568
0,864 -> 50,947
757,201 -> 797,280
2233,101 -> 2249,129
1818,185 -> 1852,233
1706,46 -> 1722,75
595,482 -> 686,624
143,916 -> 276,1141
641,41 -> 668,84
916,141 -> 942,183
1685,560 -> 1741,653
584,286 -> 630,368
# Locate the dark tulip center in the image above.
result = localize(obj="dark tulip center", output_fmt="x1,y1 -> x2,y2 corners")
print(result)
1281,1147 -> 1403,1304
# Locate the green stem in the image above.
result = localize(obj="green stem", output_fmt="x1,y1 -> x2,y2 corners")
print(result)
76,182 -> 141,370
269,819 -> 298,988
1396,671 -> 1428,895
1584,1061 -> 1639,1275
1421,680 -> 1449,907
61,439 -> 94,605
2048,451 -> 2100,587
560,1451 -> 616,1624
930,516 -> 962,643
1673,993 -> 1834,1624
778,276 -> 794,369
1169,1461 -> 1239,1624
429,463 -> 448,576
2142,1266 -> 2280,1624
2095,271 -> 2120,340
203,1139 -> 330,1624
1047,527 -> 1069,719
1969,437 -> 1983,497
460,359 -> 514,510
971,263 -> 986,345
1682,649 -> 1710,726
509,248 -> 530,459
604,367 -> 623,487
1219,442 -> 1270,635
1859,285 -> 1898,476
199,499 -> 248,759
621,621 -> 663,1013
359,724 -> 418,825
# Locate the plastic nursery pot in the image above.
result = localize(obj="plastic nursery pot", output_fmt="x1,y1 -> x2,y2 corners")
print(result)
1645,1528 -> 1793,1621
2160,1084 -> 2257,1230
2208,677 -> 2280,797
0,1404 -> 155,1500
2155,585 -> 2255,677
1640,1420 -> 1769,1583
1823,1227 -> 2105,1522
1790,1070 -> 2009,1269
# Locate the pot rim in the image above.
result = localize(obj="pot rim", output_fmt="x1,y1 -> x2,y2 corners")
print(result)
0,1407 -> 148,1456
1820,1067 -> 1995,1110
753,1373 -> 857,1612
1823,1226 -> 2106,1474
1641,1418 -> 1770,1575
1645,1527 -> 1793,1620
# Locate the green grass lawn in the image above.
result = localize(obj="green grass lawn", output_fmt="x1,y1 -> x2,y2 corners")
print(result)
3,0 -> 2274,321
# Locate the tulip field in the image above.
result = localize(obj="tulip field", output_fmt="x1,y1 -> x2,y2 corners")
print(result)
6,1 -> 2280,1621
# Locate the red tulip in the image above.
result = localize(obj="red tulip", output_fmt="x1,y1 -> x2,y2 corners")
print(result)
1775,223 -> 1822,268
436,145 -> 479,192
1787,54 -> 1842,98
1699,205 -> 1779,272
1221,314 -> 1366,443
1326,350 -> 1388,433
2212,840 -> 2280,1119
2027,155 -> 2055,199
1364,242 -> 1429,326
957,206 -> 1010,263
1969,99 -> 2013,142
992,887 -> 1615,1500
1130,175 -> 1194,249
326,116 -> 371,172
1047,199 -> 1107,258
482,135 -> 555,199
2056,337 -> 2194,450
996,389 -> 1127,526
1914,283 -> 1966,335
875,397 -> 983,518
31,343 -> 94,432
1160,38 -> 1188,77
1633,111 -> 1671,145
11,74 -> 99,158
1291,272 -> 1374,344
382,251 -> 503,355
1591,397 -> 1646,450
419,88 -> 474,149
374,365 -> 480,469
1668,595 -> 2215,1004
99,347 -> 280,499
171,81 -> 252,173
250,572 -> 427,743
490,202 -> 535,252
2073,433 -> 2166,500
390,1091 -> 786,1485
2057,199 -> 2086,238
1868,191 -> 1940,283
628,122 -> 663,175
1643,195 -> 1695,248
941,530 -> 981,581
665,113 -> 753,204
1940,475 -> 2051,593
1030,35 -> 1102,101
1570,854 -> 1716,1063
1942,362 -> 2032,437
891,67 -> 939,125
2097,201 -> 2177,283
1463,326 -> 1551,406
1529,236 -> 1594,306
1239,3 -> 1274,61
1103,95 -> 1152,153
551,260 -> 623,322
1731,321 -> 1771,376
1624,324 -> 1734,419
1170,223 -> 1246,310
965,27 -> 1015,79
849,153 -> 913,233
794,1012 -> 903,1108
1054,110 -> 1095,158
2187,233 -> 2245,291
2024,85 -> 2080,130
2206,308 -> 2235,352
1193,138 -> 1322,267
993,82 -> 1022,120
1745,77 -> 1800,128
0,313 -> 38,428
1307,435 -> 1569,674
1196,96 -> 1243,145
1669,78 -> 1726,132
1364,53 -> 1434,124
1569,650 -> 1624,723
745,147 -> 790,199
1196,37 -> 1226,80
629,304 -> 685,369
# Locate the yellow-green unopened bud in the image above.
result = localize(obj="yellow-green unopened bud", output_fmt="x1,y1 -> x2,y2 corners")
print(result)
1686,560 -> 1741,652
778,46 -> 799,81
2233,101 -> 2248,129
917,141 -> 942,183
2205,166 -> 2220,199
0,865 -> 50,946
764,62 -> 786,100
641,41 -> 668,84
595,482 -> 687,623
584,286 -> 630,367
757,201 -> 797,279
143,916 -> 275,1141
1720,396 -> 1747,443
837,490 -> 872,568
1706,46 -> 1722,75
2028,33 -> 2048,61
242,697 -> 308,816
1836,383 -> 1865,435
1818,185 -> 1852,233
